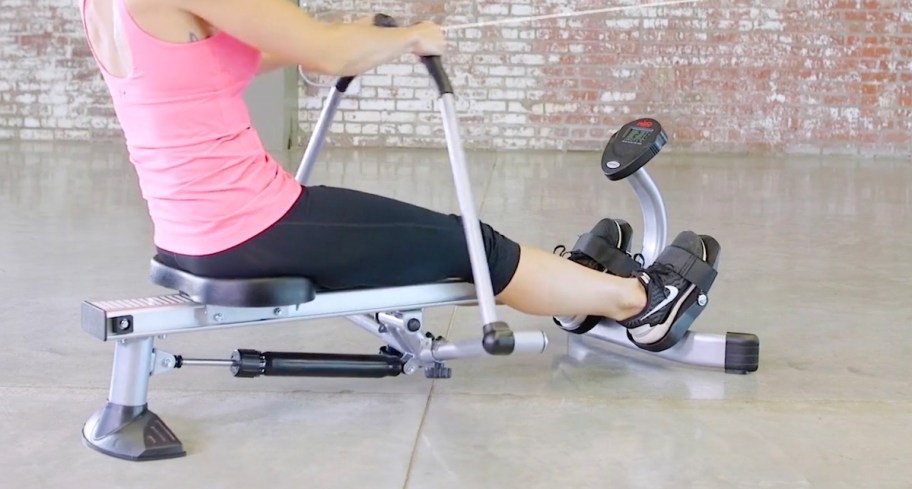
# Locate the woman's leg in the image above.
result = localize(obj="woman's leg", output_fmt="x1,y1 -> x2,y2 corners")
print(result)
496,246 -> 646,321
158,184 -> 710,343
159,185 -> 522,291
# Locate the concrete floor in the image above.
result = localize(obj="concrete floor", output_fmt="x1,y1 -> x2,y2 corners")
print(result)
1,139 -> 910,488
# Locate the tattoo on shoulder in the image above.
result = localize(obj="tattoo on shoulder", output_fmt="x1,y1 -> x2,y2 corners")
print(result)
189,32 -> 200,42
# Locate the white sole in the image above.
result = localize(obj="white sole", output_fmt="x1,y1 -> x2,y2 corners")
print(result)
628,283 -> 696,344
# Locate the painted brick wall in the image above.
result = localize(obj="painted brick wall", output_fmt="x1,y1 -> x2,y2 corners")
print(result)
0,0 -> 120,141
2,0 -> 910,156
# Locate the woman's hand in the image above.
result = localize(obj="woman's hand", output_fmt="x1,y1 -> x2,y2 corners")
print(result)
351,15 -> 446,57
407,22 -> 446,57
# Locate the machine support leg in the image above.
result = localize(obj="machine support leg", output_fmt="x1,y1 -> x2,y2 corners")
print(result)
108,337 -> 154,406
82,337 -> 186,461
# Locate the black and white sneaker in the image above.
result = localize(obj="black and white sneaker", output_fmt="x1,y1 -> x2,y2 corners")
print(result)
619,230 -> 721,351
553,218 -> 641,334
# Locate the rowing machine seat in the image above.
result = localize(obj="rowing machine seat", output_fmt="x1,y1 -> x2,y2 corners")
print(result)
149,256 -> 316,307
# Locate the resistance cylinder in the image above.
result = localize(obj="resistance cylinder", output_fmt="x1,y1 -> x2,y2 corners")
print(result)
230,349 -> 403,379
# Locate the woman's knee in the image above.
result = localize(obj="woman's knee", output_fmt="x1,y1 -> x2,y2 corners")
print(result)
471,220 -> 522,294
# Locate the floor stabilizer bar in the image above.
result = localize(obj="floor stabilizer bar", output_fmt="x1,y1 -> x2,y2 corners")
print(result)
584,321 -> 759,374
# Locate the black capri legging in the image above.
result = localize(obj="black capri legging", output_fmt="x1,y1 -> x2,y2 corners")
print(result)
154,185 -> 522,294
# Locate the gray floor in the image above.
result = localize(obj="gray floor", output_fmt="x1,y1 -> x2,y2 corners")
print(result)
1,140 -> 911,488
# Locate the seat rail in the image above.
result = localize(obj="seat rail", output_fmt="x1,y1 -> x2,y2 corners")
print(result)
83,282 -> 478,341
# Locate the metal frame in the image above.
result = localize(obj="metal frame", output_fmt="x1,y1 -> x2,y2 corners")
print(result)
80,51 -> 758,462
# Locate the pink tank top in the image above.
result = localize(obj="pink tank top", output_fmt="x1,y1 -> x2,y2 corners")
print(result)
80,0 -> 302,256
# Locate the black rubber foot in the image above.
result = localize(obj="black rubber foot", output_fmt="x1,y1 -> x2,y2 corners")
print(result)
724,332 -> 760,374
82,403 -> 185,461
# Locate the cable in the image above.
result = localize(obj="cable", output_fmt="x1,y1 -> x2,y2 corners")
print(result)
296,0 -> 706,91
443,0 -> 704,32
298,66 -> 336,89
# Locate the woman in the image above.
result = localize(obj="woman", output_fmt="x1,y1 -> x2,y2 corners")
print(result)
79,0 -> 718,348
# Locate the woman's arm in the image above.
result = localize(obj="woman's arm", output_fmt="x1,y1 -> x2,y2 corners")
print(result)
167,0 -> 445,76
255,16 -> 378,75
258,52 -> 294,74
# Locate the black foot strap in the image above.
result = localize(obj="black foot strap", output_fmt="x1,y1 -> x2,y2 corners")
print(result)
572,233 -> 640,277
655,246 -> 718,292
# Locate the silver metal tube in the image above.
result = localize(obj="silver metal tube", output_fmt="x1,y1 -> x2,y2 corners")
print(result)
629,169 -> 668,266
108,338 -> 154,406
347,313 -> 385,334
438,93 -> 499,327
346,314 -> 410,354
376,312 -> 407,329
179,359 -> 234,367
295,86 -> 344,185
586,321 -> 726,369
427,331 -> 549,362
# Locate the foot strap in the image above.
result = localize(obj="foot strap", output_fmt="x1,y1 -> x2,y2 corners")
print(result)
655,246 -> 718,292
572,233 -> 640,277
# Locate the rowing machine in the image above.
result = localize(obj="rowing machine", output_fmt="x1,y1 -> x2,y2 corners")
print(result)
79,14 -> 758,462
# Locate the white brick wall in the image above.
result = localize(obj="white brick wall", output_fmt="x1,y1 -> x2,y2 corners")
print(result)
0,0 -> 909,156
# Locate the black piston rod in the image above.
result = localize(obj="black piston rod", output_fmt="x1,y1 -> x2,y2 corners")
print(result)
176,350 -> 403,378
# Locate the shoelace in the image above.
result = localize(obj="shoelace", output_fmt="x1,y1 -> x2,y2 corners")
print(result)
552,245 -> 599,266
553,244 -> 645,266
641,262 -> 682,296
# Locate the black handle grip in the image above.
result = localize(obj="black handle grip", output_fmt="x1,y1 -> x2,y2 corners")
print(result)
335,15 -> 400,92
334,76 -> 356,93
335,14 -> 453,95
373,13 -> 398,28
378,14 -> 453,94
421,56 -> 454,95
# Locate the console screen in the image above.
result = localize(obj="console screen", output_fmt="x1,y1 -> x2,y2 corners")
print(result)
621,126 -> 653,144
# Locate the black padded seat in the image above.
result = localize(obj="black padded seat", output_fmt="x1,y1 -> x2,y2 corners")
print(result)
149,256 -> 316,307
